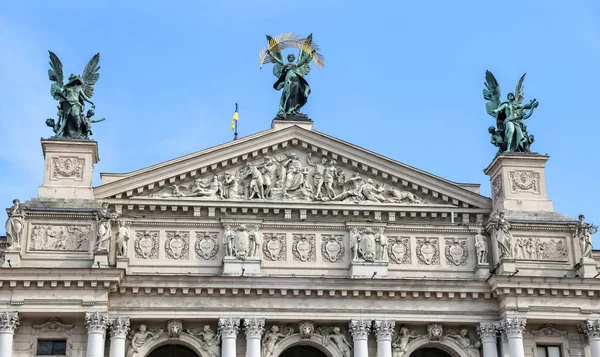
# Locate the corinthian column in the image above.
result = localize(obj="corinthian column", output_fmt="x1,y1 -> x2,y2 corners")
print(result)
583,320 -> 600,357
85,312 -> 109,357
244,318 -> 265,357
374,320 -> 395,357
0,312 -> 19,357
350,320 -> 371,357
219,318 -> 240,357
477,322 -> 499,357
500,317 -> 526,357
109,317 -> 130,357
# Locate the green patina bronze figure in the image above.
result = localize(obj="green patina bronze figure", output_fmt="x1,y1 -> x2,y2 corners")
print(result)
259,33 -> 325,119
483,71 -> 539,153
46,51 -> 104,140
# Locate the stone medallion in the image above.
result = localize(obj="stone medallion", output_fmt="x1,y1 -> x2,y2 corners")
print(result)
416,237 -> 439,265
232,225 -> 251,259
388,237 -> 410,264
165,231 -> 189,260
445,238 -> 468,266
263,233 -> 286,261
321,234 -> 344,263
195,232 -> 219,260
358,230 -> 376,262
134,231 -> 159,259
292,234 -> 315,262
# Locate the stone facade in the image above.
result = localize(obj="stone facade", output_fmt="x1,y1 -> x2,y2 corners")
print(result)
0,119 -> 598,357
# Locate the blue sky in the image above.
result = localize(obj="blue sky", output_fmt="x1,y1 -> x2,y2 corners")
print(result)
0,1 -> 599,243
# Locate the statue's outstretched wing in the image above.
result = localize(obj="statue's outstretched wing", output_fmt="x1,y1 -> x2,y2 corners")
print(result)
297,34 -> 313,76
514,73 -> 526,106
48,51 -> 64,100
81,53 -> 100,98
483,70 -> 502,118
266,35 -> 285,78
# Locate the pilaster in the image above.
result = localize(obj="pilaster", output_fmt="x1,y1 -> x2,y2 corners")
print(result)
0,312 -> 19,357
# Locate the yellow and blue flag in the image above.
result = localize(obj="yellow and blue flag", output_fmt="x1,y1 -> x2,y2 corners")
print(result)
230,103 -> 239,131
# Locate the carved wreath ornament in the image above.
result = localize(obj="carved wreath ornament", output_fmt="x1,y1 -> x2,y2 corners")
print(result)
263,233 -> 286,261
51,157 -> 84,179
321,234 -> 345,263
416,238 -> 439,265
134,231 -> 159,259
388,237 -> 410,264
292,234 -> 316,262
195,232 -> 219,260
509,171 -> 539,192
444,238 -> 468,266
165,231 -> 189,259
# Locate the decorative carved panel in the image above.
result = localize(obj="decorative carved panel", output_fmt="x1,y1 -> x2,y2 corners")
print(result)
387,236 -> 410,264
444,238 -> 468,266
165,231 -> 189,260
195,232 -> 219,260
513,237 -> 568,261
134,230 -> 159,259
416,237 -> 439,265
29,224 -> 92,252
292,234 -> 316,262
509,171 -> 540,194
263,233 -> 286,261
321,234 -> 345,263
51,157 -> 84,181
492,174 -> 503,202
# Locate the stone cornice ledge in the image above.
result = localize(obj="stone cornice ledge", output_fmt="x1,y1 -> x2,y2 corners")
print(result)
488,275 -> 600,298
0,268 -> 123,289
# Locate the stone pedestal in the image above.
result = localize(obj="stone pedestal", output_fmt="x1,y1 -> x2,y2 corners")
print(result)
1,250 -> 21,268
484,154 -> 553,213
474,263 -> 491,279
92,252 -> 109,268
222,257 -> 261,276
271,118 -> 313,131
576,258 -> 598,278
349,261 -> 388,278
38,139 -> 99,200
496,259 -> 517,275
115,257 -> 129,270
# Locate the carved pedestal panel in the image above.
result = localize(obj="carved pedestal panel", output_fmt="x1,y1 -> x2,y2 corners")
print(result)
38,139 -> 99,200
576,258 -> 597,278
222,257 -> 261,276
1,250 -> 21,268
349,261 -> 388,278
92,252 -> 109,268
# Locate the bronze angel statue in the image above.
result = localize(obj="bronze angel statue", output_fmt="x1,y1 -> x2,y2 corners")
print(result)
483,71 -> 539,153
259,33 -> 325,119
46,51 -> 105,140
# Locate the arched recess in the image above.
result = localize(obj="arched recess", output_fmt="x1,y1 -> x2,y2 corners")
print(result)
271,333 -> 344,357
134,333 -> 210,357
404,337 -> 476,357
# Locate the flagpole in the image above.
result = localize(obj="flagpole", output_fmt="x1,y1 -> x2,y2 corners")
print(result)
233,102 -> 239,140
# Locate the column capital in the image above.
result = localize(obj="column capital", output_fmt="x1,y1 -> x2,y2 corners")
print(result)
477,322 -> 499,342
219,318 -> 240,339
374,320 -> 395,341
243,318 -> 265,339
109,317 -> 130,338
500,317 -> 526,339
350,320 -> 371,341
85,312 -> 109,334
0,312 -> 20,333
583,320 -> 600,340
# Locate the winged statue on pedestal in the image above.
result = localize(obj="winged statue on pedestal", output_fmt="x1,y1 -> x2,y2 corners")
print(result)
46,51 -> 105,140
483,71 -> 539,153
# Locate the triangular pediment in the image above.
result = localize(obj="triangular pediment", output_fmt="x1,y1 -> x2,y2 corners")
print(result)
94,125 -> 491,210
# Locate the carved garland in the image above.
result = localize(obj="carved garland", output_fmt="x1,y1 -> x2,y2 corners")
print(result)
509,171 -> 539,193
263,233 -> 286,261
321,234 -> 345,263
51,157 -> 84,179
292,234 -> 316,262
416,237 -> 439,265
165,232 -> 189,260
387,236 -> 411,264
195,232 -> 219,260
492,174 -> 503,202
134,231 -> 159,259
444,238 -> 468,266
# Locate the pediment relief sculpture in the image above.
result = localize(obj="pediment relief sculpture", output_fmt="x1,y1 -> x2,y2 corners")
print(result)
141,150 -> 435,206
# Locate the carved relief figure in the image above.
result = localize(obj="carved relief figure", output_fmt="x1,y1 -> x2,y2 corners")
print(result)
494,211 -> 514,259
576,214 -> 597,260
259,156 -> 279,198
323,159 -> 338,199
116,221 -> 130,258
243,163 -> 265,199
221,171 -> 240,199
187,325 -> 221,357
262,325 -> 291,357
445,329 -> 481,357
249,225 -> 263,259
376,227 -> 388,262
392,327 -> 418,357
306,153 -> 327,200
95,202 -> 119,253
190,175 -> 223,199
223,225 -> 235,257
350,228 -> 379,262
127,325 -> 163,357
225,225 -> 261,260
5,199 -> 25,250
325,327 -> 352,357
168,319 -> 183,338
427,323 -> 443,341
387,188 -> 422,204
360,179 -> 386,202
513,237 -> 567,261
474,228 -> 488,264
333,173 -> 363,202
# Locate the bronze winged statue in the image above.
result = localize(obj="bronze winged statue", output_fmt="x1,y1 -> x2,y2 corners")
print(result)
483,71 -> 539,153
46,51 -> 105,140
260,33 -> 325,119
